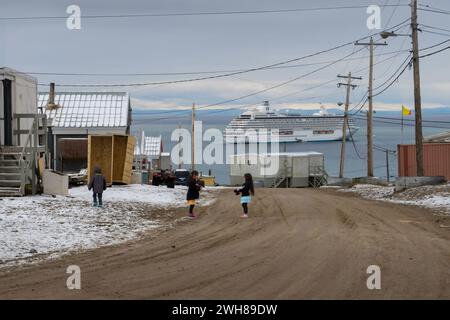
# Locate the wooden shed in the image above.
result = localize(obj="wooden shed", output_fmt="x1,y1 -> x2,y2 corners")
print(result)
88,134 -> 136,185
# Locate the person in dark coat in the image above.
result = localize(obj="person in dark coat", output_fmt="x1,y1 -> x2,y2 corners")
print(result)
186,170 -> 202,218
88,165 -> 107,207
234,173 -> 255,218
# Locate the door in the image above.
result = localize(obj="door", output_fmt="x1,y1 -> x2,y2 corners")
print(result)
2,79 -> 12,146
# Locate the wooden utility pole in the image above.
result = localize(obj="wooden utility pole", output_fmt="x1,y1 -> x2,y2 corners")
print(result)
177,123 -> 182,169
356,37 -> 387,177
411,0 -> 424,176
337,73 -> 361,178
191,103 -> 196,171
386,150 -> 390,183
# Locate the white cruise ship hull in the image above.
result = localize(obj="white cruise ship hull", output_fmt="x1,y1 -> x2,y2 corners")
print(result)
223,102 -> 359,144
224,127 -> 359,143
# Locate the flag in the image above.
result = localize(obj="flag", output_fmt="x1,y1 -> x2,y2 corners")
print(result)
402,105 -> 412,116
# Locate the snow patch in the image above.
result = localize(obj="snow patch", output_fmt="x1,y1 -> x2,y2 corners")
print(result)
339,183 -> 450,215
0,185 -> 216,269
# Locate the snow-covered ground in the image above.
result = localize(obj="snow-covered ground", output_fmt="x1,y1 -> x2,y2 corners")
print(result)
337,183 -> 450,215
0,185 -> 216,269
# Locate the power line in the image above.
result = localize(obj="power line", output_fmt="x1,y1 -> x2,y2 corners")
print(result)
419,46 -> 450,58
133,48 -> 410,119
196,47 -> 368,111
129,35 -> 439,120
370,115 -> 450,124
131,45 -> 412,119
352,115 -> 450,129
27,49 -> 412,77
0,4 -> 412,21
39,41 -> 362,88
418,4 -> 450,15
373,53 -> 412,91
372,59 -> 410,97
420,24 -> 450,34
419,38 -> 450,51
421,29 -> 450,37
348,124 -> 366,160
36,18 -> 410,87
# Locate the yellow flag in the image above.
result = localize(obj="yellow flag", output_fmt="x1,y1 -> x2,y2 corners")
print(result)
402,105 -> 412,116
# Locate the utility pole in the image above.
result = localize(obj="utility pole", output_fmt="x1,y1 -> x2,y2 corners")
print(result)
178,123 -> 182,169
337,73 -> 361,178
355,37 -> 387,177
191,103 -> 195,171
411,0 -> 424,176
386,150 -> 390,183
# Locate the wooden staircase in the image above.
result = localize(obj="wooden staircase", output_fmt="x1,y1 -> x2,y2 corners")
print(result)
0,146 -> 26,196
0,114 -> 48,197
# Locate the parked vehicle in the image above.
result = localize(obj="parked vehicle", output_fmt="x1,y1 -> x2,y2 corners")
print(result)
175,169 -> 190,186
152,169 -> 176,188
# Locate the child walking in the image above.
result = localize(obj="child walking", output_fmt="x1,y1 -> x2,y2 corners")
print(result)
234,173 -> 255,218
186,170 -> 202,218
88,165 -> 107,207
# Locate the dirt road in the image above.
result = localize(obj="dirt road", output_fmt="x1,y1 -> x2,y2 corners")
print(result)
0,188 -> 449,299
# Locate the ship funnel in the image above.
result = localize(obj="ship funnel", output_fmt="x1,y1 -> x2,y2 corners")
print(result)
263,101 -> 269,107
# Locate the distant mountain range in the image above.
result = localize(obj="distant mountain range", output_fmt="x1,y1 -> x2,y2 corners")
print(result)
133,106 -> 450,116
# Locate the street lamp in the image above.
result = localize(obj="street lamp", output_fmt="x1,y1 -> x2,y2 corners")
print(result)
380,31 -> 411,39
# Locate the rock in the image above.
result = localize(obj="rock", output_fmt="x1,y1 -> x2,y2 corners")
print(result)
29,249 -> 38,254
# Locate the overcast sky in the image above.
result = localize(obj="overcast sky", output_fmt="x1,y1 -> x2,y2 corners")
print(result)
1,0 -> 449,111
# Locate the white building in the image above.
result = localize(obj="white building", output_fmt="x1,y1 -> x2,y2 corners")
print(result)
229,152 -> 326,188
1,68 -> 46,196
1,67 -> 38,146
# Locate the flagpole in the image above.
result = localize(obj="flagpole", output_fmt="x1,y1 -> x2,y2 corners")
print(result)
401,106 -> 404,145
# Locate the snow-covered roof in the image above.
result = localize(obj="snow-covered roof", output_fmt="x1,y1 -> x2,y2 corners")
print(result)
38,92 -> 130,128
143,135 -> 162,159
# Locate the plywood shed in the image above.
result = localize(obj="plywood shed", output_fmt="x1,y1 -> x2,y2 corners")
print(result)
88,134 -> 136,185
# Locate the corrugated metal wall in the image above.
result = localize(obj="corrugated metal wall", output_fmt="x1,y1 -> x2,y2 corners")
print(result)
397,143 -> 450,180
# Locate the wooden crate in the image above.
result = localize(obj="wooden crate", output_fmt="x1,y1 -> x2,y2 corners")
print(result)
88,134 -> 136,185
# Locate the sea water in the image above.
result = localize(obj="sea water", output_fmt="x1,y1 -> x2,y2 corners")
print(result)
132,110 -> 449,185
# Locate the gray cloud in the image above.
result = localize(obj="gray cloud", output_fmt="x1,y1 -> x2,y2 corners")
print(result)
1,0 -> 449,110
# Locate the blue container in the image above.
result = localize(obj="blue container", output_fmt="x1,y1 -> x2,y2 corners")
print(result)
141,171 -> 149,184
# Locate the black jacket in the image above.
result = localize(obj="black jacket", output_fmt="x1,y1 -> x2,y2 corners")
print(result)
186,177 -> 201,200
88,172 -> 107,194
237,181 -> 254,197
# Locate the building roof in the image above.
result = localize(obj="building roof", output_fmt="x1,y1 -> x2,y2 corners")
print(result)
38,92 -> 130,128
143,135 -> 162,159
0,67 -> 37,83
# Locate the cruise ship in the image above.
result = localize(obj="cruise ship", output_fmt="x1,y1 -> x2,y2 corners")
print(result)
223,101 -> 358,143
